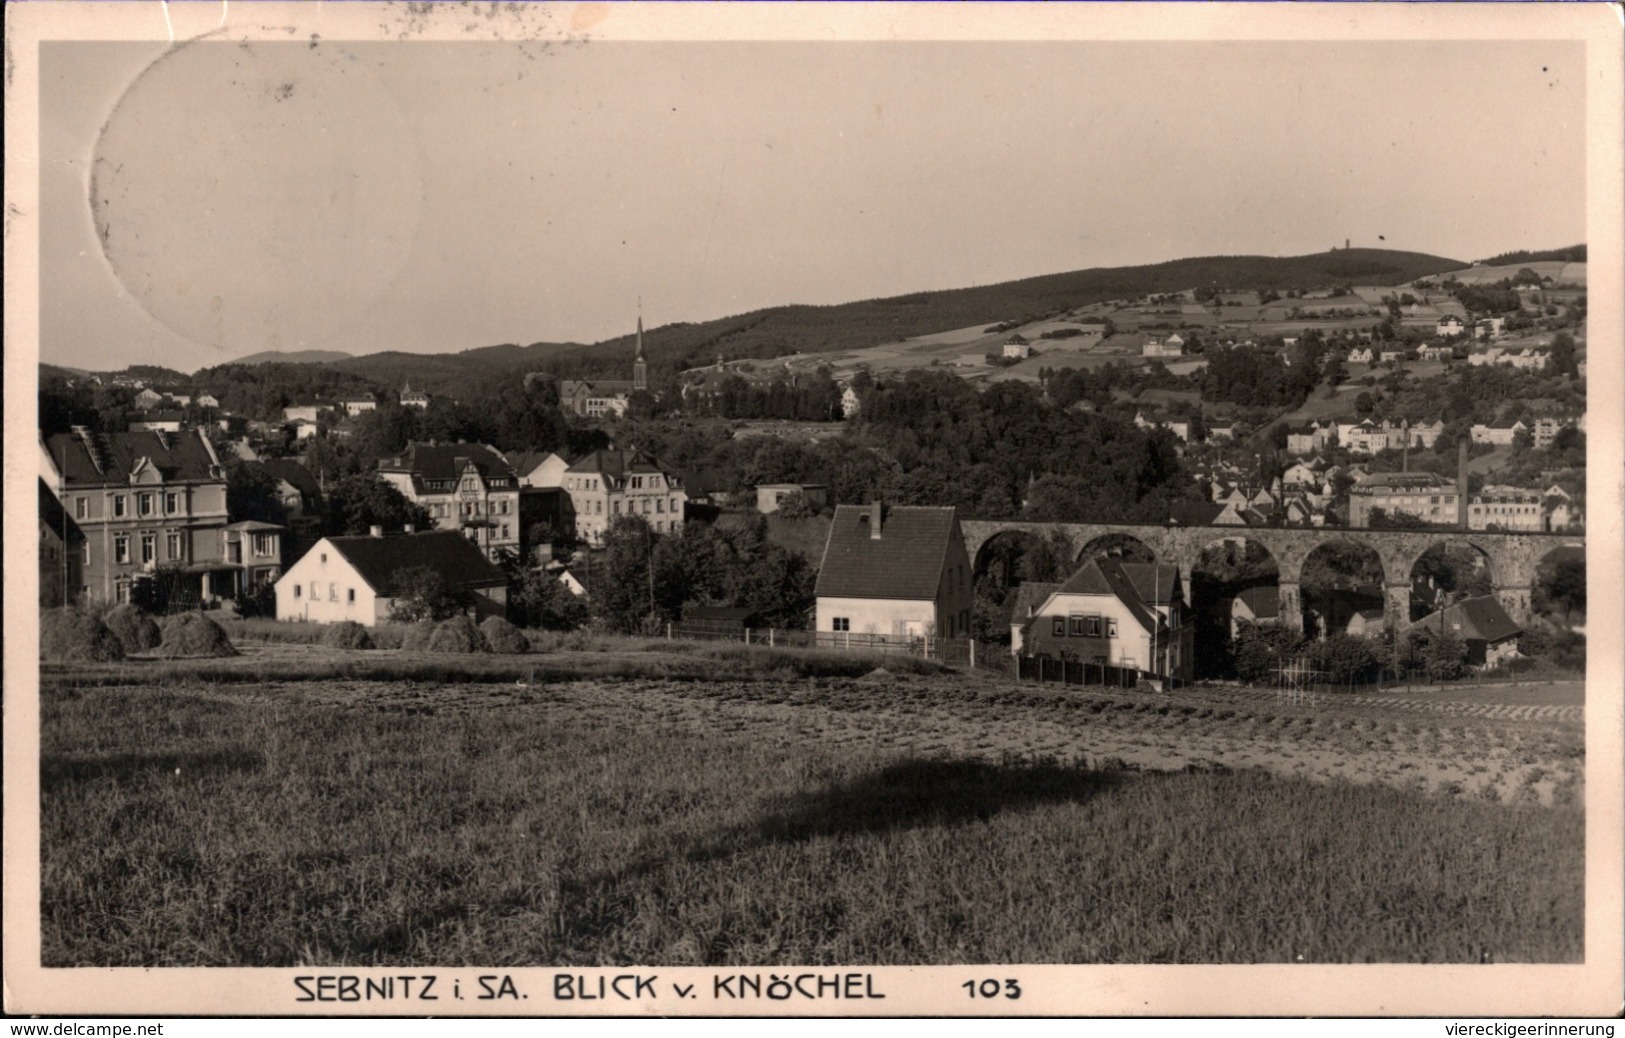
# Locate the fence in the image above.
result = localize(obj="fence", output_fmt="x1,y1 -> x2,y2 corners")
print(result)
665,623 -> 1013,672
1016,655 -> 1149,689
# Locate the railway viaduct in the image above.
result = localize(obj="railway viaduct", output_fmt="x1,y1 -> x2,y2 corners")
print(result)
960,519 -> 1584,632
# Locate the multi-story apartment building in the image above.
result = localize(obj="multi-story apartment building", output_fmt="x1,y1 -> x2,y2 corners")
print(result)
1347,472 -> 1460,528
564,449 -> 687,546
377,442 -> 521,562
1466,485 -> 1544,532
40,427 -> 282,605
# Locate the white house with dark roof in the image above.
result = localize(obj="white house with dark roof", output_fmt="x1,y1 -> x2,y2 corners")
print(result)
274,529 -> 507,626
1016,557 -> 1193,682
814,502 -> 973,641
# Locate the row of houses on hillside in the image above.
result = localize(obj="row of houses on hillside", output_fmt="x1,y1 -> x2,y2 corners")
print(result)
1466,347 -> 1550,371
1469,414 -> 1582,447
1285,417 -> 1444,457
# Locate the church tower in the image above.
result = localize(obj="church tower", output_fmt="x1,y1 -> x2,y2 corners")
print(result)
633,315 -> 648,392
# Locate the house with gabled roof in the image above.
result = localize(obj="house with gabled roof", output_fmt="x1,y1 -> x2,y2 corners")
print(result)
274,529 -> 507,626
565,448 -> 687,546
379,442 -> 521,561
1016,557 -> 1193,683
1408,595 -> 1522,669
506,450 -> 570,489
1008,581 -> 1060,656
41,426 -> 280,606
813,502 -> 973,642
1230,585 -> 1279,639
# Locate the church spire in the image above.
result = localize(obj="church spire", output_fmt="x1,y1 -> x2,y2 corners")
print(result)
632,303 -> 648,392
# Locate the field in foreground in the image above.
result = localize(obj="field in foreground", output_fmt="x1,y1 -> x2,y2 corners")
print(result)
40,647 -> 1584,966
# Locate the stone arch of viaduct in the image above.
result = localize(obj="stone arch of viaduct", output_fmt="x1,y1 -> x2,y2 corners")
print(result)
962,520 -> 1584,632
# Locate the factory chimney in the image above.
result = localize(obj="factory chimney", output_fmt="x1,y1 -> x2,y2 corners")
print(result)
1457,438 -> 1470,529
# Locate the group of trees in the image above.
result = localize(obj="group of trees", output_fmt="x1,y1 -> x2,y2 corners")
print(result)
684,370 -> 846,422
1200,344 -> 1318,409
1231,621 -> 1470,686
587,514 -> 816,634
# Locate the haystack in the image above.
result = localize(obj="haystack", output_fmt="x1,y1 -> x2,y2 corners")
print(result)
40,608 -> 125,663
321,621 -> 374,650
427,615 -> 488,654
398,619 -> 439,652
479,616 -> 528,654
156,612 -> 238,658
104,603 -> 162,653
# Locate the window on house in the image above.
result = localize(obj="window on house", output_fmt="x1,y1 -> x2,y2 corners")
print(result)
656,498 -> 664,514
75,497 -> 88,519
165,492 -> 180,513
1052,616 -> 1067,638
632,477 -> 642,489
254,533 -> 274,556
347,589 -> 355,603
642,498 -> 651,514
167,532 -> 183,559
832,617 -> 850,632
1068,615 -> 1086,636
1106,618 -> 1118,638
138,494 -> 153,516
328,583 -> 337,601
1085,616 -> 1102,637
311,582 -> 319,598
115,580 -> 129,604
114,535 -> 130,563
500,524 -> 510,540
294,585 -> 302,598
114,495 -> 127,517
613,500 -> 621,515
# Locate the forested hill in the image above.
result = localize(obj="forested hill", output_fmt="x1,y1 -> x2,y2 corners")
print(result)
63,246 -> 1463,397
506,247 -> 1467,382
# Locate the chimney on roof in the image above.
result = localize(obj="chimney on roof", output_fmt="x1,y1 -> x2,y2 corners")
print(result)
869,496 -> 884,540
1457,438 -> 1470,529
370,524 -> 384,538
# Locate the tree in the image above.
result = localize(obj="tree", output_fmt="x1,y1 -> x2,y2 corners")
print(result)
1232,620 -> 1301,684
1539,555 -> 1586,623
1548,332 -> 1579,379
510,568 -> 591,631
387,565 -> 458,622
1354,391 -> 1376,417
773,491 -> 815,519
594,515 -> 659,634
1417,627 -> 1467,681
323,474 -> 433,536
224,459 -> 288,526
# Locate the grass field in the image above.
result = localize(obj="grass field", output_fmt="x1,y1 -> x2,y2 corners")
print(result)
39,643 -> 1584,967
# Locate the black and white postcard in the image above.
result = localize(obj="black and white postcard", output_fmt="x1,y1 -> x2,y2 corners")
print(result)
5,2 -> 1621,1019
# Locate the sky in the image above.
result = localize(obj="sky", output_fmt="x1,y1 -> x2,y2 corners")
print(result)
40,38 -> 1587,373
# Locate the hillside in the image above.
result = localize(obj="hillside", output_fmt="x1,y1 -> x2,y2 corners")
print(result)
503,247 -> 1467,384
49,247 -> 1467,398
236,349 -> 354,366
